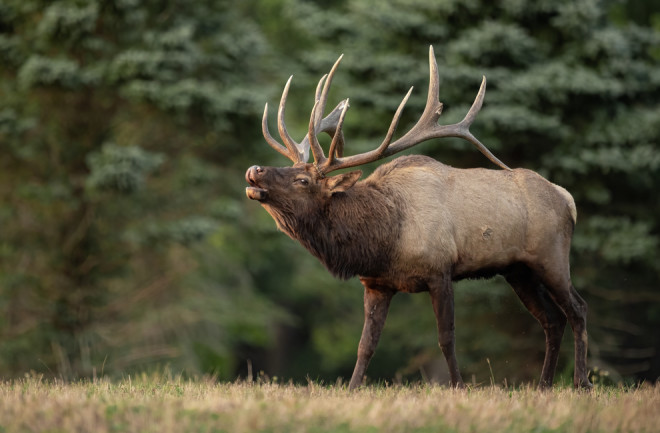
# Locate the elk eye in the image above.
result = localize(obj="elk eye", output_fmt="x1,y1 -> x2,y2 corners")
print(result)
296,178 -> 309,186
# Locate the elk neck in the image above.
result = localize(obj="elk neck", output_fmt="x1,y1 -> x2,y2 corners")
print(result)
273,180 -> 402,280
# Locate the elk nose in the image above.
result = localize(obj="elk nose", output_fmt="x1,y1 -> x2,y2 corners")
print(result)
246,165 -> 263,183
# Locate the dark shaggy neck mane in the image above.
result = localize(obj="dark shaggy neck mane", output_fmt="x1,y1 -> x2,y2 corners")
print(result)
265,183 -> 401,280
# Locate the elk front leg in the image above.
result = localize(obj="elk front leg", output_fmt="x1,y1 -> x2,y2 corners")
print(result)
429,275 -> 464,388
348,279 -> 394,390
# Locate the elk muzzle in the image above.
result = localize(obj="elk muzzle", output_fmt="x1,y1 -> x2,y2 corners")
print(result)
245,165 -> 268,201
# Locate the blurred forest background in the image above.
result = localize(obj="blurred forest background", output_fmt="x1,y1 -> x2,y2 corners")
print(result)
1,0 -> 659,386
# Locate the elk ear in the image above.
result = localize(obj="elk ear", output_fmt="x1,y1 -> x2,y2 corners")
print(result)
323,170 -> 362,195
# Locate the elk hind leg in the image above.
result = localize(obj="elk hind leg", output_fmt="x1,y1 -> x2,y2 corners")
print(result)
533,262 -> 592,389
505,265 -> 567,389
348,279 -> 394,390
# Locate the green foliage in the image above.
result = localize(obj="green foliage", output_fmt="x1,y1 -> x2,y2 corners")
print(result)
36,2 -> 99,45
86,143 -> 164,193
0,0 -> 279,379
573,217 -> 658,266
18,55 -> 87,89
1,0 -> 659,386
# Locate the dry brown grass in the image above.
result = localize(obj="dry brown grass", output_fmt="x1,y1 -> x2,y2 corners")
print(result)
0,375 -> 658,432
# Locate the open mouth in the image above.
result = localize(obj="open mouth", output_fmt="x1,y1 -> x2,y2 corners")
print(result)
245,170 -> 268,201
246,186 -> 267,200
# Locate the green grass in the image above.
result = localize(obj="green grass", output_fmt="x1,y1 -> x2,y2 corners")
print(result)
0,375 -> 658,433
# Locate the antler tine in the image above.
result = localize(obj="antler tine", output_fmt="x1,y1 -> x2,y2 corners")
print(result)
307,99 -> 327,166
307,75 -> 329,164
315,54 -> 344,128
456,77 -> 510,170
375,86 -> 414,156
277,76 -> 305,163
315,73 -> 328,103
322,100 -> 347,157
262,102 -> 297,162
463,75 -> 486,125
323,98 -> 350,169
421,45 -> 442,123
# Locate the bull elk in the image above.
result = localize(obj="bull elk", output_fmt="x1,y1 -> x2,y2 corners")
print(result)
245,46 -> 591,390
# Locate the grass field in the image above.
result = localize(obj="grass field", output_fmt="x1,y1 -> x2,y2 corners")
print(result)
1,375 -> 658,433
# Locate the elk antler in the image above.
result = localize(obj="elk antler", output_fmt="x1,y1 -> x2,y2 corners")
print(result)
302,46 -> 510,173
262,56 -> 347,164
264,46 -> 510,171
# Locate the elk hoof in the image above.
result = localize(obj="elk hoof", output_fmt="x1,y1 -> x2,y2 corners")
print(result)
575,380 -> 594,391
